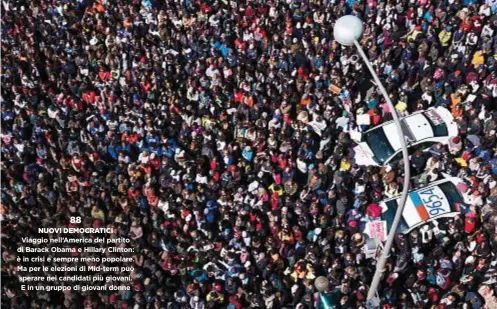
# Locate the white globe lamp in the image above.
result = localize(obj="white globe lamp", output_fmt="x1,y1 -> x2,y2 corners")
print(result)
333,15 -> 364,46
314,276 -> 329,292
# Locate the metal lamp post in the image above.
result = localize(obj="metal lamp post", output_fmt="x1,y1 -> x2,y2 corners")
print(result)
333,15 -> 411,302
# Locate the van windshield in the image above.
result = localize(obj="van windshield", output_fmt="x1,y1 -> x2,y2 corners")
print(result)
383,200 -> 410,233
364,128 -> 395,164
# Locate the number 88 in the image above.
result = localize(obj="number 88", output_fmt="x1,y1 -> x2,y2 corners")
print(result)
70,217 -> 82,223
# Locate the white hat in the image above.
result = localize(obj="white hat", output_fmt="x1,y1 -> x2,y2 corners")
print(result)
248,181 -> 259,192
489,181 -> 496,189
291,284 -> 299,294
466,256 -> 476,264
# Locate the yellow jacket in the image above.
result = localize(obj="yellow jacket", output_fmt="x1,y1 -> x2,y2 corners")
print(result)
339,159 -> 351,171
438,30 -> 452,46
408,30 -> 421,42
396,101 -> 408,113
471,51 -> 485,67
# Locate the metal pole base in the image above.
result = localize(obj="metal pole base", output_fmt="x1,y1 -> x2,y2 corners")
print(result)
365,297 -> 381,309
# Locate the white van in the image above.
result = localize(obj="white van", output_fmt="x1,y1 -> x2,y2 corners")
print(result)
363,177 -> 467,241
353,107 -> 458,166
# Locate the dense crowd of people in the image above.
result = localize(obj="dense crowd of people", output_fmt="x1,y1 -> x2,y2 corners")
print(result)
2,0 -> 497,308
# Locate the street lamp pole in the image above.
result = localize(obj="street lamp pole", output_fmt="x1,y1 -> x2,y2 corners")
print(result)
333,16 -> 411,302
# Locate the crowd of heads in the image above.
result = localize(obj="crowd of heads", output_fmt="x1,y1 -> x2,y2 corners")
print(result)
2,0 -> 497,308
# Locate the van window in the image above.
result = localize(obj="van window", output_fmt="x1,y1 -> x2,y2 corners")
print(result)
439,182 -> 464,207
423,111 -> 448,137
387,142 -> 431,165
383,200 -> 410,233
364,128 -> 395,164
